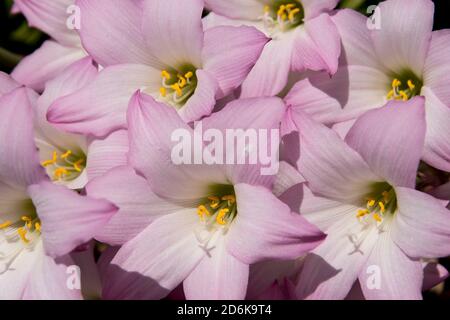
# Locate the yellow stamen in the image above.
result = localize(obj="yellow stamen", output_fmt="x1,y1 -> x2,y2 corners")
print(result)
171,84 -> 182,97
208,196 -> 220,209
399,90 -> 408,101
378,201 -> 386,213
407,80 -> 415,90
17,227 -> 29,244
160,87 -> 167,97
197,205 -> 210,219
54,167 -> 68,180
35,222 -> 41,232
373,213 -> 382,222
367,199 -> 375,207
285,4 -> 296,10
0,220 -> 12,229
288,8 -> 300,21
61,150 -> 72,159
264,5 -> 270,13
357,209 -> 369,218
41,151 -> 58,167
387,90 -> 394,100
177,75 -> 187,88
21,215 -> 31,222
392,79 -> 401,88
222,195 -> 236,204
216,208 -> 229,225
185,72 -> 194,79
73,159 -> 84,172
161,70 -> 171,80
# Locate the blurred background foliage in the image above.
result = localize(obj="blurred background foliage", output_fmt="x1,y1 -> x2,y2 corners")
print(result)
0,0 -> 449,300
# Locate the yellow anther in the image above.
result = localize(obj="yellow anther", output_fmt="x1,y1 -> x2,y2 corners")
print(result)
61,150 -> 72,159
17,227 -> 29,244
0,220 -> 12,229
286,4 -> 296,10
54,167 -> 68,179
222,195 -> 236,204
378,201 -> 386,213
367,199 -> 375,207
208,196 -> 220,209
160,87 -> 167,97
288,8 -> 300,21
197,205 -> 210,218
216,208 -> 229,225
73,159 -> 84,172
171,84 -> 182,97
407,80 -> 415,90
392,79 -> 401,88
35,222 -> 41,232
399,90 -> 408,101
41,151 -> 58,167
185,71 -> 194,79
357,209 -> 369,218
177,75 -> 187,88
161,70 -> 171,80
387,90 -> 394,100
21,216 -> 31,222
373,213 -> 382,222
264,5 -> 270,13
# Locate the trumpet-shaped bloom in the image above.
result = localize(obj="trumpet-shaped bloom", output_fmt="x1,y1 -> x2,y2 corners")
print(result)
283,97 -> 450,299
203,0 -> 341,97
35,57 -> 128,189
0,87 -> 117,299
289,0 -> 450,171
12,0 -> 87,92
86,92 -> 324,299
46,0 -> 269,138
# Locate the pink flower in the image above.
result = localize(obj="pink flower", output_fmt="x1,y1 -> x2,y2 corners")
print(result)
289,0 -> 450,171
204,0 -> 341,97
86,92 -> 324,299
46,0 -> 269,138
34,57 -> 128,189
282,97 -> 450,299
0,87 -> 117,299
12,0 -> 87,92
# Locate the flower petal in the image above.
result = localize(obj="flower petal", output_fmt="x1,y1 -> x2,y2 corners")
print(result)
28,181 -> 117,257
86,166 -> 185,246
0,72 -> 20,96
291,14 -> 340,75
75,0 -> 160,67
345,97 -> 426,188
204,0 -> 263,20
142,0 -> 204,68
391,187 -> 450,259
359,231 -> 423,300
370,0 -> 434,75
202,25 -> 268,97
47,64 -> 160,137
227,184 -> 325,265
103,210 -> 205,300
12,41 -> 86,92
302,0 -> 339,20
183,236 -> 249,300
0,88 -> 45,188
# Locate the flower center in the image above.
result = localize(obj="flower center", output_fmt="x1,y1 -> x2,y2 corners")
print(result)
260,1 -> 304,33
159,66 -> 197,107
387,71 -> 423,101
356,182 -> 397,226
41,149 -> 86,182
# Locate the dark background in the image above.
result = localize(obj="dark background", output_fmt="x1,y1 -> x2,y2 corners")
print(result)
0,0 -> 449,300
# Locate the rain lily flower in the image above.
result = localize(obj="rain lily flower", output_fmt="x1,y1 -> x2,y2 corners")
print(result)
46,0 -> 269,138
282,97 -> 450,299
203,0 -> 341,97
290,0 -> 450,171
86,92 -> 325,299
12,0 -> 87,92
35,57 -> 128,189
0,87 -> 117,299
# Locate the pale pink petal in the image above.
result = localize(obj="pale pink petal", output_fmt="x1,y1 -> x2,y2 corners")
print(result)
0,72 -> 20,96
103,210 -> 205,300
142,0 -> 204,68
421,87 -> 450,172
240,34 -> 295,98
47,64 -> 160,137
128,92 -> 227,201
302,0 -> 339,20
345,97 -> 426,188
227,184 -> 325,264
423,30 -> 450,107
294,111 -> 379,204
178,70 -> 219,123
86,130 -> 128,180
205,0 -> 263,20
370,0 -> 434,75
391,187 -> 450,259
291,14 -> 340,75
28,181 -> 117,257
86,166 -> 185,246
15,0 -> 80,46
359,231 -> 423,300
184,237 -> 249,300
203,25 -> 268,97
0,88 -> 45,188
12,41 -> 86,92
75,0 -> 160,67
273,161 -> 305,197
